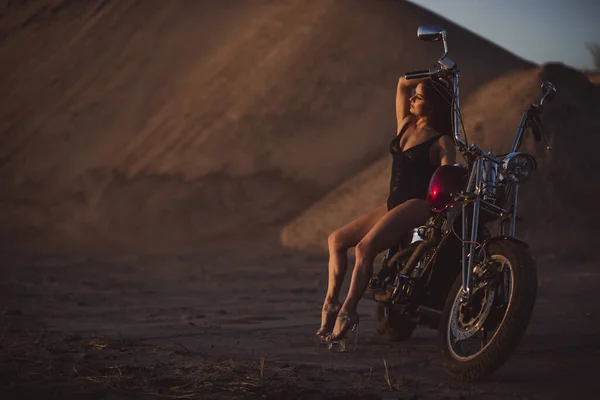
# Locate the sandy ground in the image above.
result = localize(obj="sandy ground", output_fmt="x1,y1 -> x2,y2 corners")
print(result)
2,246 -> 599,399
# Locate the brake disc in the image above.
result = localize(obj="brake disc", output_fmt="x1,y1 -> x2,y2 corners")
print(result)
450,283 -> 496,340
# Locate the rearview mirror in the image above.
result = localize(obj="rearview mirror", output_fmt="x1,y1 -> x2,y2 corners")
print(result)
417,25 -> 446,42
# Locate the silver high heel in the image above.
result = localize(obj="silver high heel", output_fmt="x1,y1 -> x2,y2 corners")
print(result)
316,304 -> 341,344
327,312 -> 360,352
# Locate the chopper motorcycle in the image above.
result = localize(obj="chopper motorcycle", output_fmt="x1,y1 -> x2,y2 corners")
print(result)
360,25 -> 556,381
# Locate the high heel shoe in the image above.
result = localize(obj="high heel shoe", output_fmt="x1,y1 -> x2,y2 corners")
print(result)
315,303 -> 341,344
326,311 -> 360,352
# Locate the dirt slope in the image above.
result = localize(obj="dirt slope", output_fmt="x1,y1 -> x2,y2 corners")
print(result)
281,63 -> 600,256
0,0 -> 531,253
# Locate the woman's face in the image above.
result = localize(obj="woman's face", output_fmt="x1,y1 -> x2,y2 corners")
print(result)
409,83 -> 430,117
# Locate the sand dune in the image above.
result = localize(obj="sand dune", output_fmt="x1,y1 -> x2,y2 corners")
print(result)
1,0 -> 531,252
282,63 -> 600,256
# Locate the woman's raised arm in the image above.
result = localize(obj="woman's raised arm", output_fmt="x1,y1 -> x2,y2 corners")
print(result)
395,76 -> 426,134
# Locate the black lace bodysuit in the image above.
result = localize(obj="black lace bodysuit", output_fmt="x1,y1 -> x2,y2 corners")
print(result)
387,122 -> 442,211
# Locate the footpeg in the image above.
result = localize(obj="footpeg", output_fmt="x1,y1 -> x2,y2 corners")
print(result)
363,287 -> 394,303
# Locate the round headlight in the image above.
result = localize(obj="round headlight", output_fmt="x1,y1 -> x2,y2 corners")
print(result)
501,152 -> 537,183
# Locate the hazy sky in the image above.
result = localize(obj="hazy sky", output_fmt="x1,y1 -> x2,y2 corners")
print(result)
408,0 -> 600,69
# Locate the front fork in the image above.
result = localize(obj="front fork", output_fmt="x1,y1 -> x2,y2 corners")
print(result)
459,156 -> 518,302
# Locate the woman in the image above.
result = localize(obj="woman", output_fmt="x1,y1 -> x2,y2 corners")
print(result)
317,76 -> 457,345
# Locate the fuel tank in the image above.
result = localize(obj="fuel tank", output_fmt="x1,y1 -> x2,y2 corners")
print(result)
427,164 -> 469,212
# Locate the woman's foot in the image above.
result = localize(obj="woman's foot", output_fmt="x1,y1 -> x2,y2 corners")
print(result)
328,310 -> 360,341
316,302 -> 341,343
326,310 -> 360,352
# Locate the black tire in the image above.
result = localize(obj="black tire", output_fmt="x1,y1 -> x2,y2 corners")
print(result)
375,303 -> 417,342
438,240 -> 537,381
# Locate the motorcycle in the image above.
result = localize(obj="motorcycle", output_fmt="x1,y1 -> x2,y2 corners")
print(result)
362,25 -> 556,381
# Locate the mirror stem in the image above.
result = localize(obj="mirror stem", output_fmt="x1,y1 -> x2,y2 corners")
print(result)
441,31 -> 449,60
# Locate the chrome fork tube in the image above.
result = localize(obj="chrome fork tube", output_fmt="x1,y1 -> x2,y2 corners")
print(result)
510,184 -> 519,237
461,160 -> 478,293
461,201 -> 468,296
461,158 -> 483,300
466,185 -> 482,297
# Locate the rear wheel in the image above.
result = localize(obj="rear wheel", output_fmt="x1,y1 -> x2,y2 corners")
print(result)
438,240 -> 537,380
373,241 -> 421,342
375,303 -> 417,342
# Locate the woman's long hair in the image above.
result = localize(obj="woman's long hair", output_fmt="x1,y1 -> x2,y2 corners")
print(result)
420,79 -> 454,138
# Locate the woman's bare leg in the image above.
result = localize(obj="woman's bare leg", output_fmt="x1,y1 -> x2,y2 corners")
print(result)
324,204 -> 387,308
331,199 -> 431,335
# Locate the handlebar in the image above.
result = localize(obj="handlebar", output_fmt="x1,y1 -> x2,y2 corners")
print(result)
405,69 -> 432,80
510,103 -> 552,153
405,65 -> 453,82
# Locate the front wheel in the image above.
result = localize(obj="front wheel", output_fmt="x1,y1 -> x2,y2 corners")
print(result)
438,240 -> 537,381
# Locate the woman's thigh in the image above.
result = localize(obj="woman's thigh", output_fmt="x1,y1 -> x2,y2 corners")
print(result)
358,199 -> 430,257
330,204 -> 388,249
